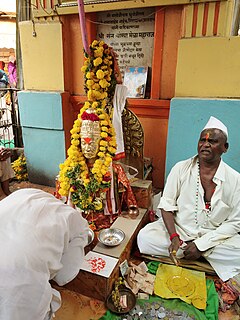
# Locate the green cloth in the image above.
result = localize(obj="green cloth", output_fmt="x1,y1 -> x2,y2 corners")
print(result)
147,261 -> 218,319
100,262 -> 219,320
204,279 -> 219,320
147,261 -> 160,274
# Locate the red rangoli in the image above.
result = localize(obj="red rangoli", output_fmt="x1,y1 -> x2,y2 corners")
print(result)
87,257 -> 106,273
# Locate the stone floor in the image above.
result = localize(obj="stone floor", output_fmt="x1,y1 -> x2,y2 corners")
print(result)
9,180 -> 55,194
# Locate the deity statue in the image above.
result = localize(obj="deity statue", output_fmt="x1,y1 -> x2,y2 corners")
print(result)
57,40 -> 137,230
80,108 -> 101,160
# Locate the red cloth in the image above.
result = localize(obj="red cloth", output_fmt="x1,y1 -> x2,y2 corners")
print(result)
214,278 -> 239,312
113,163 -> 137,209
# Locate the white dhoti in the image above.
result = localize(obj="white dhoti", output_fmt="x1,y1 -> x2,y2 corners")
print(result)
137,219 -> 240,281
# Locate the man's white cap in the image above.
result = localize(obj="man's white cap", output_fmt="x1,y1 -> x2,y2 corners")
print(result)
202,116 -> 228,138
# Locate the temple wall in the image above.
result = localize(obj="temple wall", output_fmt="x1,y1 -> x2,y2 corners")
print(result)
18,20 -> 75,186
17,0 -> 239,188
139,117 -> 168,188
175,37 -> 240,98
166,98 -> 240,179
17,91 -> 65,186
17,91 -> 73,186
19,20 -> 64,91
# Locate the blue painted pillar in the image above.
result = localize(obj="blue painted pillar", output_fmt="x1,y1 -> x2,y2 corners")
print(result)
18,91 -> 68,186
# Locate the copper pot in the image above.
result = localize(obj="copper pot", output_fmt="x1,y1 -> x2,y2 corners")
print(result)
128,205 -> 139,219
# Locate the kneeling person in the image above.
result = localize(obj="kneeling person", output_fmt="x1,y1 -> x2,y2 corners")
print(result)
0,188 -> 89,319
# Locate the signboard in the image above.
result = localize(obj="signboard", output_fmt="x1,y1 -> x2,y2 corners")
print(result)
96,8 -> 155,76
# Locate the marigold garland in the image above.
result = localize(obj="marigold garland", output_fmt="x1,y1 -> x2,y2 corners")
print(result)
58,40 -> 118,211
11,154 -> 28,181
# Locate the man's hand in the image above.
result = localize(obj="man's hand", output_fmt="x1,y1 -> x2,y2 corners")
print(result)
0,148 -> 11,161
183,242 -> 202,260
169,237 -> 181,266
169,236 -> 181,254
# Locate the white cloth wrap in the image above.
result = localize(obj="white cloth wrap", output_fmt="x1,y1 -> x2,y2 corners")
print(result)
0,188 -> 89,320
112,84 -> 128,158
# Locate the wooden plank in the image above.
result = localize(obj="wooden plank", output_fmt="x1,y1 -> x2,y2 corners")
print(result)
70,96 -> 170,119
61,259 -> 120,301
191,4 -> 198,37
129,105 -> 169,119
141,254 -> 216,275
33,0 -> 226,17
213,2 -> 220,35
183,4 -> 193,38
196,3 -> 204,36
86,12 -> 97,45
217,1 -> 228,36
130,180 -> 153,209
94,209 -> 149,259
206,2 -> 215,36
151,7 -> 165,99
202,3 -> 209,36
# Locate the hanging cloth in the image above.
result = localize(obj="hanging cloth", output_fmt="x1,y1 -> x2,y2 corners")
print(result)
112,84 -> 128,160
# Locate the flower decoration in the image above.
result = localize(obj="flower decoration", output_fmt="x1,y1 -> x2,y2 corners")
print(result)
58,40 -> 118,211
11,154 -> 28,181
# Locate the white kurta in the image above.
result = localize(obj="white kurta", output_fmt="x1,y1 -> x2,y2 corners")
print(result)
0,188 -> 89,320
137,156 -> 240,281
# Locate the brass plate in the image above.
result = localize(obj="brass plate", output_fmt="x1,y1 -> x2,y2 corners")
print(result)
106,288 -> 136,314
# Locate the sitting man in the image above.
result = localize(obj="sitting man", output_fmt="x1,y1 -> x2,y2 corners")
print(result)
137,116 -> 240,282
0,147 -> 15,199
0,188 -> 89,320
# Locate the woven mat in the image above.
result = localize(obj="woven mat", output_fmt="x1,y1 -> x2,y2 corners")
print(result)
141,254 -> 216,275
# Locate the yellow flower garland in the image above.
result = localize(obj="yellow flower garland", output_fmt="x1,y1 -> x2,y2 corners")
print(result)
11,154 -> 28,181
58,40 -> 117,211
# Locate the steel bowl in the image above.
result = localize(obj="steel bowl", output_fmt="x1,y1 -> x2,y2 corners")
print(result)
87,228 -> 95,246
98,228 -> 125,247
